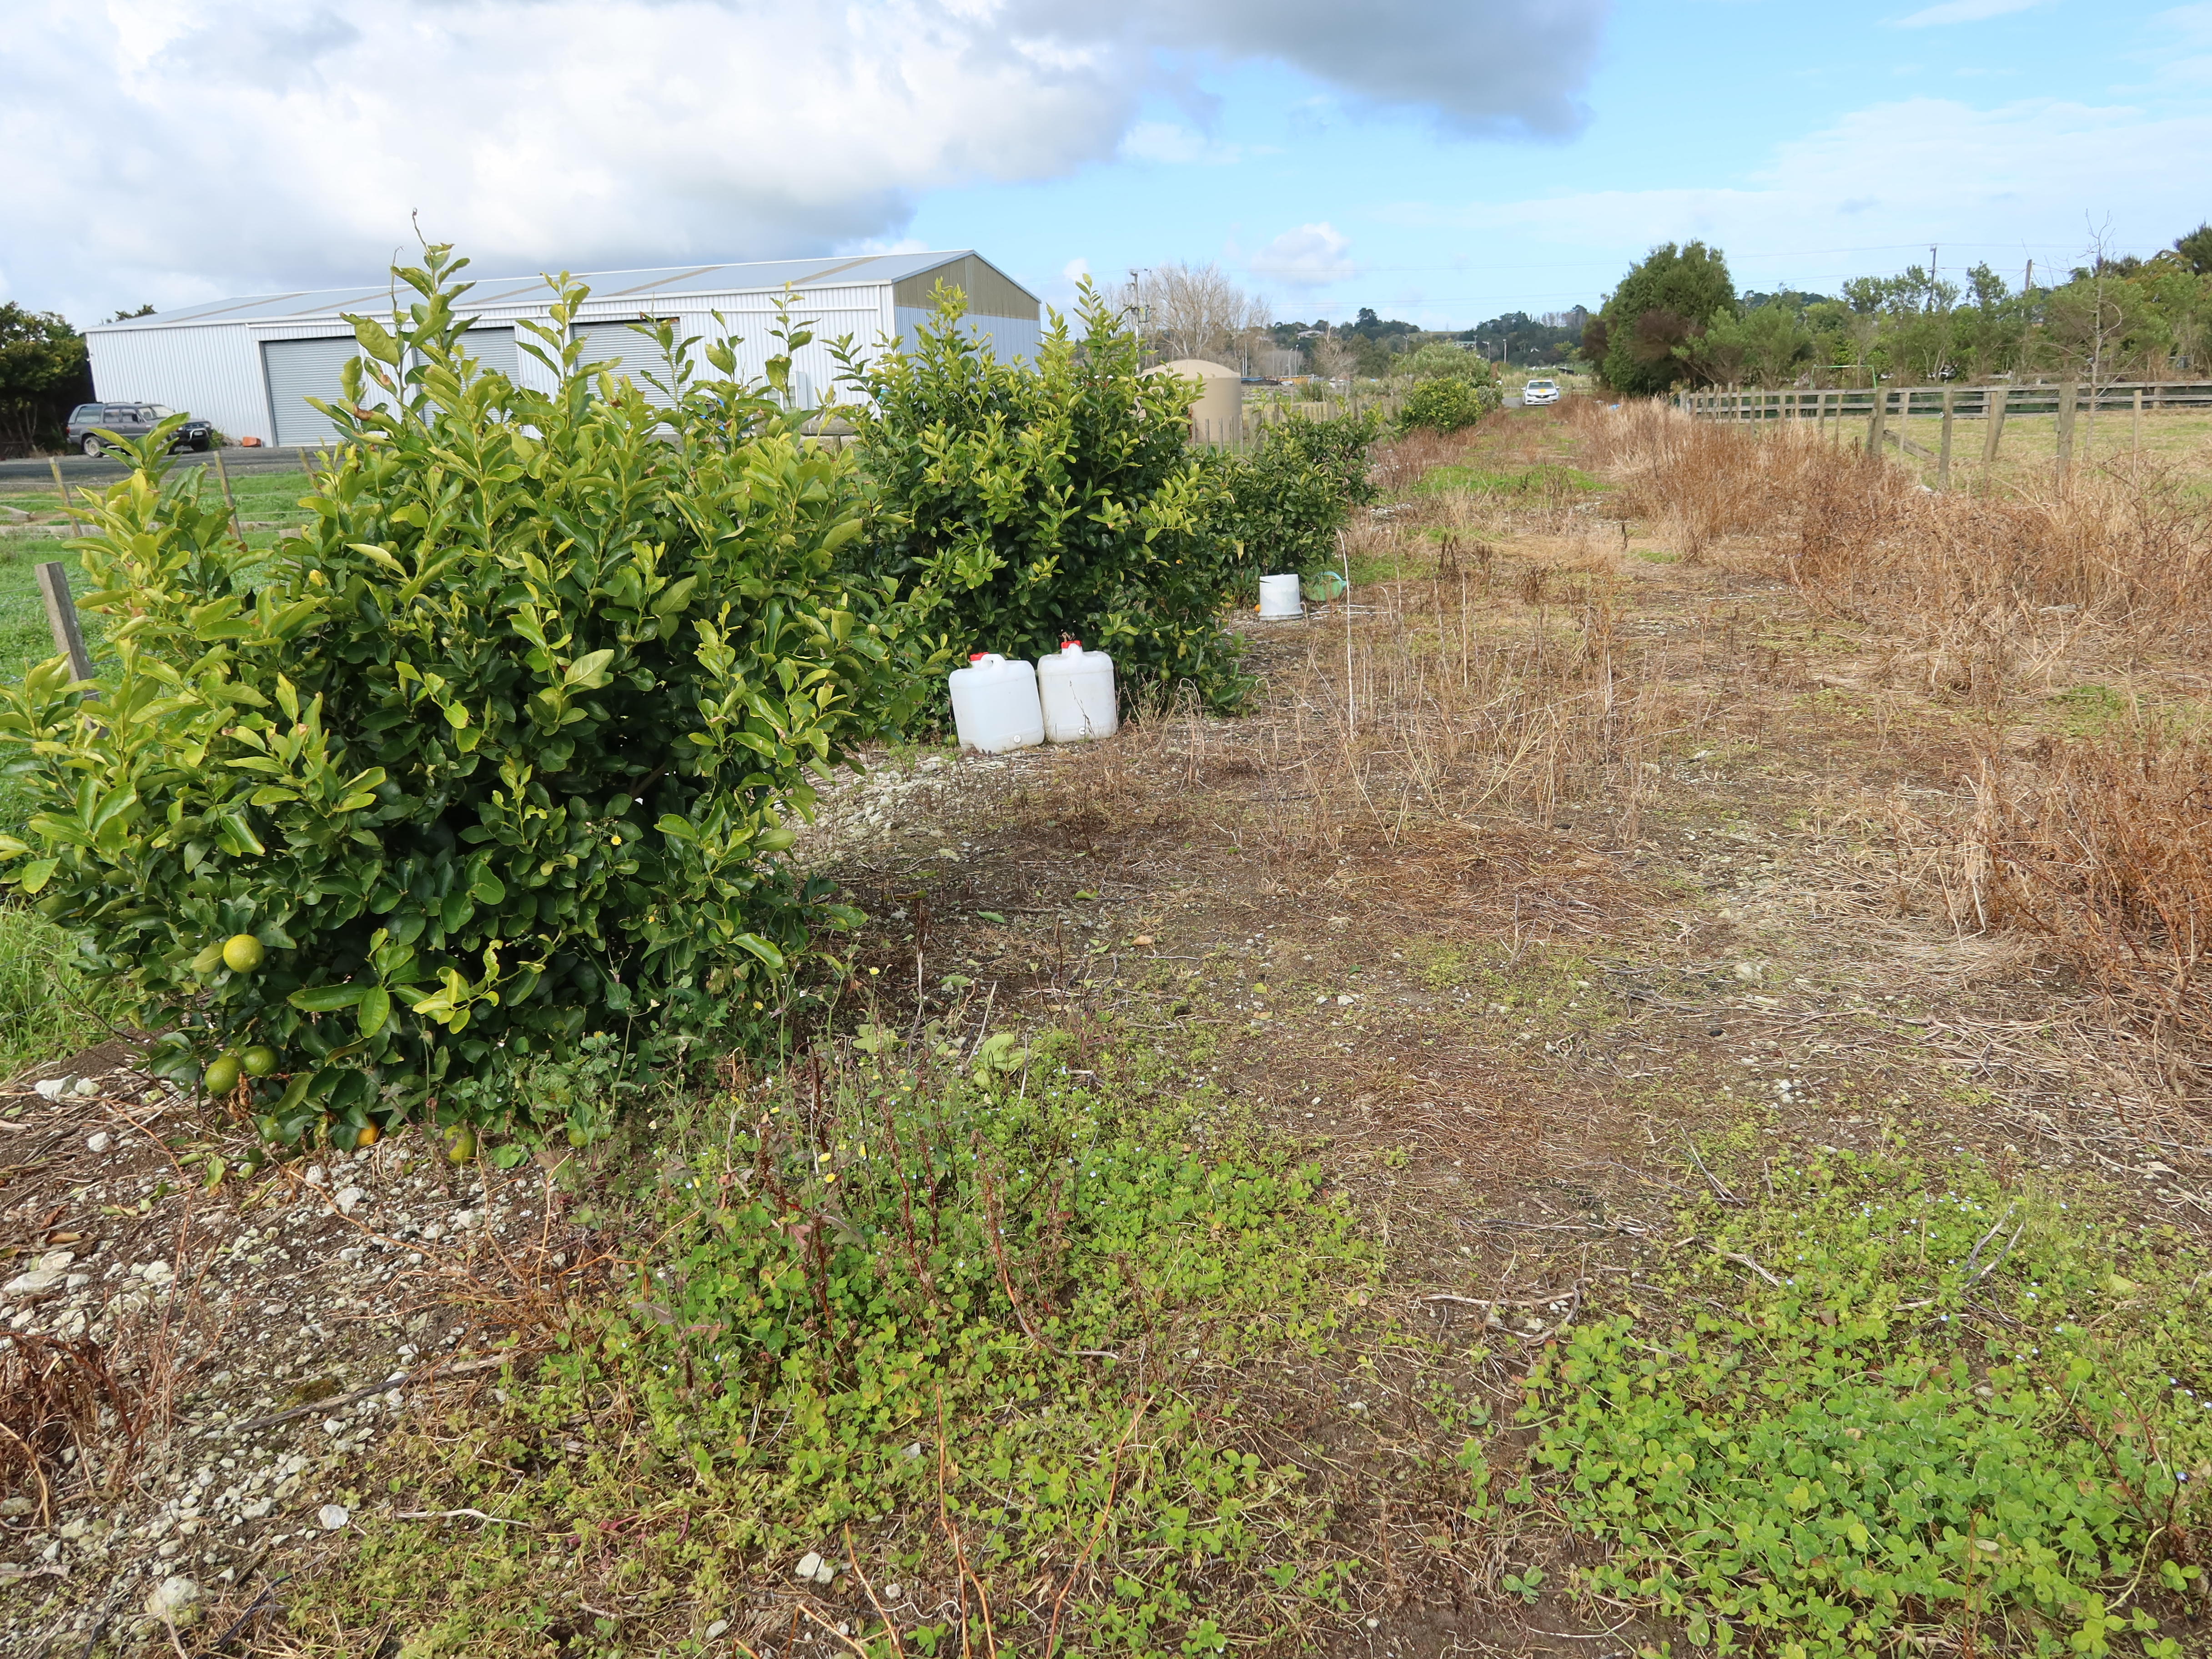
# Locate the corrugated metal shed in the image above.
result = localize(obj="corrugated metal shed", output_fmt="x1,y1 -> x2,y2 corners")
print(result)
85,251 -> 1042,448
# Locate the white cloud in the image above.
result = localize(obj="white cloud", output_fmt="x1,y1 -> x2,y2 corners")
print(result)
1247,223 -> 1355,289
0,0 -> 1609,317
1119,122 -> 1240,165
1062,257 -> 1092,282
1378,96 -> 2211,288
1892,0 -> 2046,25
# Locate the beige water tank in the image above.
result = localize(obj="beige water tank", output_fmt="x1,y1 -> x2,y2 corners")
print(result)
1149,358 -> 1243,444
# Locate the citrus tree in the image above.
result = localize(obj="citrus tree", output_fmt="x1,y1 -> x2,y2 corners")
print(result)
0,247 -> 929,1149
837,282 -> 1253,709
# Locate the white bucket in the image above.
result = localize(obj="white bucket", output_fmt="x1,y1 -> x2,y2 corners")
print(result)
947,653 -> 1045,753
1037,641 -> 1118,743
1257,573 -> 1302,619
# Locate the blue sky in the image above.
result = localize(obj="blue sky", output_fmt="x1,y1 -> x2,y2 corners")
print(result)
908,1 -> 2212,326
4,0 -> 2207,328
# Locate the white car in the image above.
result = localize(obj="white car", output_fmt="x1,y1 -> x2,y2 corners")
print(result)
1522,378 -> 1560,407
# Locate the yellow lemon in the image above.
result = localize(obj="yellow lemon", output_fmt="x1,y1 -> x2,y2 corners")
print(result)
221,934 -> 266,973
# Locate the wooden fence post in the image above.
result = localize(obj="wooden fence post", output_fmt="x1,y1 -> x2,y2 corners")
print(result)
1866,385 -> 1887,457
36,562 -> 96,684
211,450 -> 245,544
2056,381 -> 2078,475
47,456 -> 79,521
1937,387 -> 1954,490
2132,386 -> 2143,462
1981,387 -> 2007,467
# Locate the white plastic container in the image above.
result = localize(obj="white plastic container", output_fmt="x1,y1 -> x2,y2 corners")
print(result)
1257,573 -> 1302,619
948,653 -> 1044,753
1036,640 -> 1118,743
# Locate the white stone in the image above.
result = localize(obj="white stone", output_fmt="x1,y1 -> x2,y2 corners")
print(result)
4,1269 -> 63,1299
34,1077 -> 71,1101
140,1260 -> 174,1285
794,1551 -> 823,1581
704,1621 -> 729,1639
334,1187 -> 366,1216
86,1132 -> 112,1153
144,1575 -> 201,1620
303,1166 -> 327,1187
73,1077 -> 100,1097
318,1504 -> 350,1530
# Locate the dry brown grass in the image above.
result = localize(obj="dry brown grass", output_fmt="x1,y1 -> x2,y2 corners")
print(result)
0,1331 -> 141,1532
1577,400 -> 2212,658
1961,727 -> 2212,1072
1579,399 -> 2212,1091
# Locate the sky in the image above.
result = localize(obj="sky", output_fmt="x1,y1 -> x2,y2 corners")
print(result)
4,0 -> 2208,331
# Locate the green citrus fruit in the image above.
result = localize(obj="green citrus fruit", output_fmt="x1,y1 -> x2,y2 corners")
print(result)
444,1123 -> 478,1164
203,1054 -> 241,1095
238,1045 -> 279,1078
221,934 -> 266,973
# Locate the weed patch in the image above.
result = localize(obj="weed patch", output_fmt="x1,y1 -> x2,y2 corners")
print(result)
1521,1137 -> 2211,1658
282,1035 -> 1378,1654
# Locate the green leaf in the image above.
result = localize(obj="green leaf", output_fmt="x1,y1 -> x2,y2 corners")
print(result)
289,983 -> 368,1012
15,858 -> 59,894
357,985 -> 392,1037
731,933 -> 786,972
563,649 -> 616,688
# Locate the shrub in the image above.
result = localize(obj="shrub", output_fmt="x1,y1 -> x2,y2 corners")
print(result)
1207,411 -> 1380,585
0,246 -> 926,1148
1394,342 -> 1496,384
838,283 -> 1253,709
1398,374 -> 1500,434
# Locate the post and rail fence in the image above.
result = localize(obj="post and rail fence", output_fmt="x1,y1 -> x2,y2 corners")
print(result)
1672,379 -> 2212,485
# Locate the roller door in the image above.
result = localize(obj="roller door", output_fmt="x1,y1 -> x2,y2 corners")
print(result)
261,337 -> 361,447
574,320 -> 678,407
461,327 -> 518,380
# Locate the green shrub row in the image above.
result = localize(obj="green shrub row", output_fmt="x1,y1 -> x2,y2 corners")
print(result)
0,250 -> 1376,1140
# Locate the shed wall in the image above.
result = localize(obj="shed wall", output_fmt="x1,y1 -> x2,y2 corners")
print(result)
892,308 -> 1042,363
88,324 -> 272,446
87,271 -> 1033,446
891,256 -> 1038,321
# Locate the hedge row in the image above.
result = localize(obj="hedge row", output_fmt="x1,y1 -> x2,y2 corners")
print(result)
0,248 -> 1376,1146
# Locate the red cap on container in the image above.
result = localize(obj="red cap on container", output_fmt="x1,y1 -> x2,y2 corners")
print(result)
1061,638 -> 1081,651
969,652 -> 985,662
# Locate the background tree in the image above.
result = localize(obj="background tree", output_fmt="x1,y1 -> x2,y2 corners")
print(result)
1596,241 -> 1736,395
2175,223 -> 2212,277
1136,262 -> 1271,368
1689,301 -> 1812,388
0,304 -> 92,453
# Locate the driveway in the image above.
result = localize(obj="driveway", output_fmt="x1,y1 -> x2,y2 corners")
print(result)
0,448 -> 315,485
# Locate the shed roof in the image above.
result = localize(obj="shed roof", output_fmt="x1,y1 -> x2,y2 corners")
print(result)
90,250 -> 1036,333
